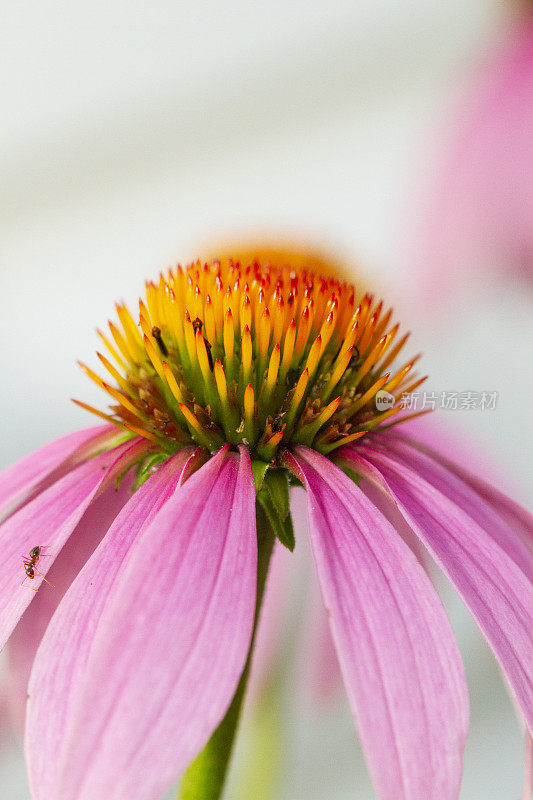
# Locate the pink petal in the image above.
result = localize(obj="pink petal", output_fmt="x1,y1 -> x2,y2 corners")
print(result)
523,730 -> 533,800
393,430 -> 533,549
26,445 -> 257,800
362,475 -> 430,569
0,658 -> 11,739
370,433 -> 533,582
0,425 -> 115,520
0,437 -> 145,649
25,447 -> 195,798
399,416 -> 509,489
287,446 -> 468,800
341,445 -> 533,734
7,478 -> 134,732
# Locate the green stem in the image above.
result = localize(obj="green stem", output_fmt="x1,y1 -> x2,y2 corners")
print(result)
177,504 -> 276,800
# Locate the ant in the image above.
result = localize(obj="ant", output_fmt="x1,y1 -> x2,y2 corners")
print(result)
21,545 -> 54,591
151,326 -> 168,357
192,317 -> 214,371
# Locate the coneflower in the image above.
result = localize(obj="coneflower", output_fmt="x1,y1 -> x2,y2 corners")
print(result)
1,257 -> 531,800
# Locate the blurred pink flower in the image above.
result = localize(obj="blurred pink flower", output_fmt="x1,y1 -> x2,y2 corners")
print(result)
412,10 -> 533,305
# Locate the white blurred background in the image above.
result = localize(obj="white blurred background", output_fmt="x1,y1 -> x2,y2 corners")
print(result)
1,1 -> 531,798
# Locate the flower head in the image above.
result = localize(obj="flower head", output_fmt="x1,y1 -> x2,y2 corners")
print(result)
0,254 -> 531,800
77,258 -> 422,461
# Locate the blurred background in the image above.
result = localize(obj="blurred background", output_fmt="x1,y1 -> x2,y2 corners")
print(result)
1,1 -> 531,798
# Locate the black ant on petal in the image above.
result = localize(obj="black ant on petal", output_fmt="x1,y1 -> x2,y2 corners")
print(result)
21,545 -> 55,591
